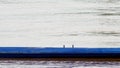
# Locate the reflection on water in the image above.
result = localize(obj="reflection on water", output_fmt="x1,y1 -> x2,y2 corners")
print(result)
0,60 -> 120,68
89,31 -> 120,36
100,13 -> 120,16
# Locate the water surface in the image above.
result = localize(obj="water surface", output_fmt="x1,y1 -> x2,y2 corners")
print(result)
0,60 -> 120,68
0,0 -> 120,47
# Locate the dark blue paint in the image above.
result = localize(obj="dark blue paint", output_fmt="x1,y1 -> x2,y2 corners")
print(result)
0,47 -> 120,58
0,47 -> 120,53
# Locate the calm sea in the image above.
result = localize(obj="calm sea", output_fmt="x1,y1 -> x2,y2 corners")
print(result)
0,0 -> 120,68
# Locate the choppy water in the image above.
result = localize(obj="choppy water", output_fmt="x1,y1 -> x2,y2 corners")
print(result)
0,0 -> 120,68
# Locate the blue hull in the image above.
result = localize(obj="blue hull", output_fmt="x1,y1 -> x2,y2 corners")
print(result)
0,47 -> 120,58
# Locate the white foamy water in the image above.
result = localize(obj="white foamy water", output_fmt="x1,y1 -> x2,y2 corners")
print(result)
0,0 -> 120,47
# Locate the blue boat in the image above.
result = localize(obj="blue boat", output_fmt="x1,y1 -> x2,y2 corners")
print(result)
0,47 -> 120,60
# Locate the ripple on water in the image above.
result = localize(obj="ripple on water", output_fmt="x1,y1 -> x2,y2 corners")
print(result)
0,61 -> 120,68
88,31 -> 120,37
